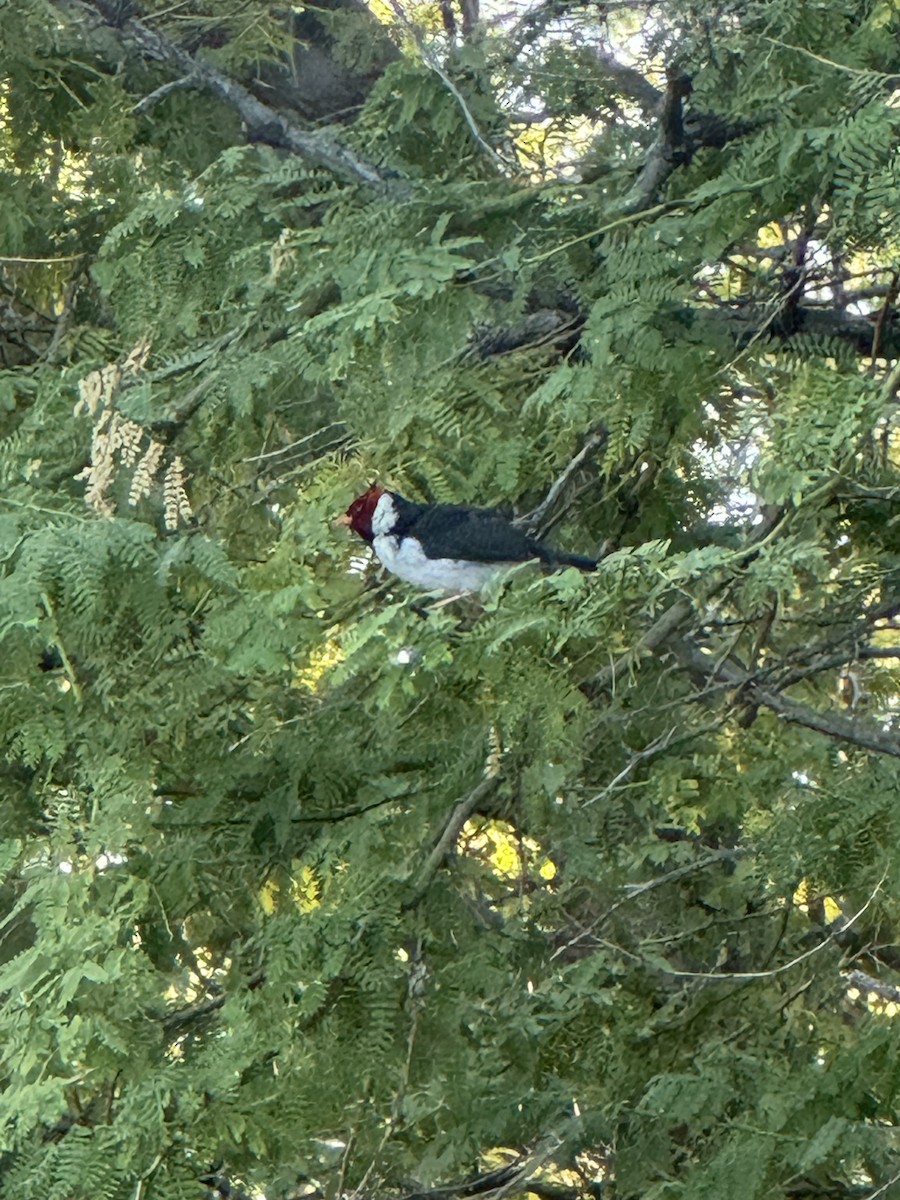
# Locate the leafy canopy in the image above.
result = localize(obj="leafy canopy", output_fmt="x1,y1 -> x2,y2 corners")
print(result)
1,1 -> 900,1198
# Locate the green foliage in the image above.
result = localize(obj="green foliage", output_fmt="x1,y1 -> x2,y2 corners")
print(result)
1,0 -> 900,1198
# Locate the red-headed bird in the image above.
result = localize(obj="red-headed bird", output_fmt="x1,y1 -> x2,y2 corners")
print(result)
337,485 -> 596,593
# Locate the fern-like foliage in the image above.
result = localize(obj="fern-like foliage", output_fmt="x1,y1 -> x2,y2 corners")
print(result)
1,1 -> 900,1199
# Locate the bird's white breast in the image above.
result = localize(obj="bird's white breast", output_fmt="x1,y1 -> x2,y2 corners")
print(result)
373,533 -> 502,593
370,494 -> 502,593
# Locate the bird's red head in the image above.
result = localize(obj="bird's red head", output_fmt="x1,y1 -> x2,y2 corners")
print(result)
336,484 -> 385,543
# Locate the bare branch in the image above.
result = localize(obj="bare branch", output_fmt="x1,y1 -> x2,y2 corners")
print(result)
621,68 -> 692,212
162,992 -> 225,1031
583,598 -> 695,699
131,74 -> 196,116
860,1168 -> 900,1200
582,726 -> 679,807
522,426 -> 608,534
459,0 -> 479,40
551,846 -> 740,963
592,46 -> 663,111
845,968 -> 900,1007
386,0 -> 512,172
467,308 -> 581,360
162,972 -> 264,1032
662,871 -> 886,981
674,637 -> 900,760
468,290 -> 900,365
404,773 -> 501,908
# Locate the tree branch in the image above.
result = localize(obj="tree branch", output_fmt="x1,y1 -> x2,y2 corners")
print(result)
131,74 -> 196,116
53,0 -> 406,195
404,774 -> 501,908
592,46 -> 663,111
162,972 -> 264,1032
386,0 -> 512,172
845,968 -> 900,1007
622,68 -> 692,212
467,286 -> 900,365
521,426 -> 608,535
673,637 -> 900,759
583,597 -> 695,700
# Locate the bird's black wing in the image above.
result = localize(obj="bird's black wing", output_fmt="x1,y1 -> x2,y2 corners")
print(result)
396,500 -> 546,564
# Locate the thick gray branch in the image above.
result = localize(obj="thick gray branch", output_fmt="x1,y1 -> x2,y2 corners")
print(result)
846,969 -> 900,1006
674,637 -> 900,760
592,46 -> 664,111
622,69 -> 692,212
53,0 -> 405,195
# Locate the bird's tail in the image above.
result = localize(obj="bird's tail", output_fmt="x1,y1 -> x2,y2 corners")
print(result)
553,551 -> 597,572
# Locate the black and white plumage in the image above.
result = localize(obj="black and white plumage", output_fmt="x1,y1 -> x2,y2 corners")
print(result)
338,485 -> 596,593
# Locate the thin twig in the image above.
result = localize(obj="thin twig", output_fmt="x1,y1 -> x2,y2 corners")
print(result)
622,850 -> 742,897
583,597 -> 694,698
861,1168 -> 900,1200
242,422 -> 347,463
385,0 -> 514,172
40,591 -> 82,704
662,871 -> 886,981
132,1152 -> 163,1200
582,726 -> 678,806
762,36 -> 900,82
0,254 -> 83,264
522,426 -> 608,534
521,174 -> 775,271
132,74 -> 197,116
337,1132 -> 355,1200
550,849 -> 735,962
350,969 -> 424,1199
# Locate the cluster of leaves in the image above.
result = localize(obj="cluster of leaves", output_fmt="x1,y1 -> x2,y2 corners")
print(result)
1,1 -> 900,1199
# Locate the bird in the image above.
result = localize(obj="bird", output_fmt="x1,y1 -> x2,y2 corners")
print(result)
337,484 -> 596,593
